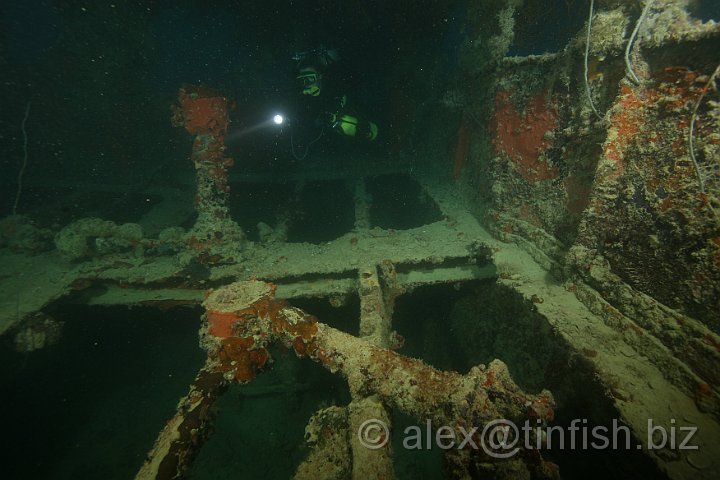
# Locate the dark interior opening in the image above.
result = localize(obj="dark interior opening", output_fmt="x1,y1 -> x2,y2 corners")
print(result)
392,281 -> 667,480
510,0 -> 586,56
11,188 -> 162,229
190,345 -> 351,479
0,304 -> 205,480
289,294 -> 360,337
228,181 -> 292,242
391,407 -> 445,479
286,180 -> 355,243
689,0 -> 720,22
366,174 -> 443,230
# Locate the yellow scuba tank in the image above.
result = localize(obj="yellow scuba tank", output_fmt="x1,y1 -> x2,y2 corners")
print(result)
329,113 -> 378,141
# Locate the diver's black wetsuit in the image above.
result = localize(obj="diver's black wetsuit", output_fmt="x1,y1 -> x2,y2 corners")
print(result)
296,55 -> 347,128
291,50 -> 376,154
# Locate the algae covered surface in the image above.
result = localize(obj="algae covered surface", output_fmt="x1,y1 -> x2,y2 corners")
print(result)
2,1 -> 720,479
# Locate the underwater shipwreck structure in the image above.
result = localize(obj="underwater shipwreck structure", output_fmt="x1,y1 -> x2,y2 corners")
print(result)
1,1 -> 719,479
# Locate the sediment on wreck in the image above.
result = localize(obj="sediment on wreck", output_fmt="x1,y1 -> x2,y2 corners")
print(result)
431,1 -> 720,478
2,2 -> 719,479
136,280 -> 558,480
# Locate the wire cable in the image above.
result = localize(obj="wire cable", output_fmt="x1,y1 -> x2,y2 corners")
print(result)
290,124 -> 325,161
12,101 -> 31,216
584,0 -> 604,120
625,0 -> 654,85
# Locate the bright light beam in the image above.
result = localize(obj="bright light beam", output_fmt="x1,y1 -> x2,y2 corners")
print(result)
226,113 -> 285,141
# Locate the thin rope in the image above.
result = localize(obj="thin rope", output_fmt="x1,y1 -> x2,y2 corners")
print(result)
625,0 -> 654,85
584,0 -> 603,120
290,125 -> 324,161
12,101 -> 31,216
689,63 -> 720,195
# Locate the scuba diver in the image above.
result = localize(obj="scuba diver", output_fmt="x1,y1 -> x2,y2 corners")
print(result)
290,45 -> 378,159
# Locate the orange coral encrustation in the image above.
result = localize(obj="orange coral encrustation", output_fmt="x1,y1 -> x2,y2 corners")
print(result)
602,84 -> 656,181
207,310 -> 241,338
491,90 -> 559,183
171,85 -> 239,259
173,86 -> 230,136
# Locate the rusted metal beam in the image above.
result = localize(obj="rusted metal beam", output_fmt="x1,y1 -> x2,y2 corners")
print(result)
135,361 -> 227,480
198,280 -> 557,478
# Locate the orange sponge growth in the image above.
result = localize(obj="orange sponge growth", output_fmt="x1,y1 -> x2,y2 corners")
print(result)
491,90 -> 558,183
602,84 -> 654,181
217,336 -> 270,382
172,85 -> 229,136
207,310 -> 241,338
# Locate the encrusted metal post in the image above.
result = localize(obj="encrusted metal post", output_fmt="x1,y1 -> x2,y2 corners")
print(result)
171,85 -> 245,264
135,362 -> 226,480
